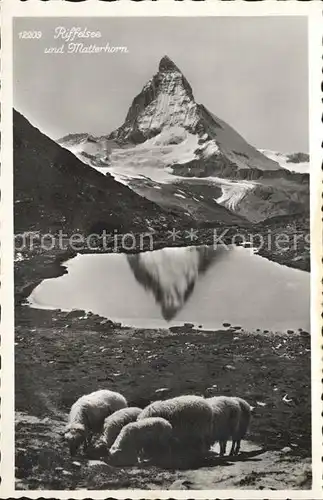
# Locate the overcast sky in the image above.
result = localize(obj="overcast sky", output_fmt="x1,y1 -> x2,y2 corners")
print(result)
14,16 -> 308,152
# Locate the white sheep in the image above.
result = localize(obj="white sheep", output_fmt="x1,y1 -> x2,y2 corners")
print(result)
231,397 -> 252,455
138,395 -> 213,455
207,396 -> 241,456
109,417 -> 173,465
207,396 -> 252,456
64,389 -> 128,456
94,407 -> 142,452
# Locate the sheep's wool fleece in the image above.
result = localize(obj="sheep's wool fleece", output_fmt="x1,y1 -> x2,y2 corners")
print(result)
68,390 -> 127,429
138,395 -> 213,438
112,417 -> 173,450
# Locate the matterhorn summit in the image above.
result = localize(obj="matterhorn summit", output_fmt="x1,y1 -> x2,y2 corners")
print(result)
109,56 -> 280,172
110,55 -> 200,144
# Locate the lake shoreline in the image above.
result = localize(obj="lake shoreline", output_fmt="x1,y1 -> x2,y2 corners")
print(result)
15,221 -> 310,307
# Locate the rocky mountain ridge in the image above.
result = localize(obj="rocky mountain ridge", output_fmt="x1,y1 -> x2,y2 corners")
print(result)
14,109 -> 186,236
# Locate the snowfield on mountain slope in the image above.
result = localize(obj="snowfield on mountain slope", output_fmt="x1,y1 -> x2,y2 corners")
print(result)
216,179 -> 256,211
201,110 -> 281,172
58,129 -> 307,223
58,134 -> 118,157
58,139 -> 255,217
89,131 -> 257,212
260,149 -> 309,173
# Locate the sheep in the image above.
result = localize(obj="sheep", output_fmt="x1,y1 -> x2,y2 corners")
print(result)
63,389 -> 128,456
109,417 -> 173,466
94,407 -> 142,453
207,396 -> 241,456
207,396 -> 252,456
138,395 -> 213,456
231,397 -> 252,455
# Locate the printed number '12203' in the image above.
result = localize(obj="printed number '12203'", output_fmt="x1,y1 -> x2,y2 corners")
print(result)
18,31 -> 42,39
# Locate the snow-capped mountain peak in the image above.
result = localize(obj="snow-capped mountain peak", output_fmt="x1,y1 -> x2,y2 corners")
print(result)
111,55 -> 199,145
108,56 -> 280,173
58,56 -> 309,225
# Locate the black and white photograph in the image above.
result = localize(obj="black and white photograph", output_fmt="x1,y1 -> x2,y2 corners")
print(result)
2,4 -> 320,496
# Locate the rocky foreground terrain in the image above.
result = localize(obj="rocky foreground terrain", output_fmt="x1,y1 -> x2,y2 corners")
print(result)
15,306 -> 311,491
14,231 -> 311,491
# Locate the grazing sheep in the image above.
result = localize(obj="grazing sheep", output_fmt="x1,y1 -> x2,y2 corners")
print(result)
231,397 -> 252,455
138,395 -> 213,455
64,389 -> 127,456
95,407 -> 142,452
109,417 -> 173,465
207,396 -> 252,456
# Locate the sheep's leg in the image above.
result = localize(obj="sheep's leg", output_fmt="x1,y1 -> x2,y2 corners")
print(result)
196,437 -> 208,457
219,441 -> 226,456
83,433 -> 93,455
166,443 -> 173,463
202,436 -> 211,454
137,449 -> 145,464
229,441 -> 236,456
234,440 -> 241,455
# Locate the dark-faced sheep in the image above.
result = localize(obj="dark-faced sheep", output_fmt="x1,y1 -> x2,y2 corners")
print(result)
109,417 -> 173,466
138,395 -> 213,456
64,389 -> 127,456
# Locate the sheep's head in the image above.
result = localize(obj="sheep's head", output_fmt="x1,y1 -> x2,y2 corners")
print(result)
63,426 -> 85,456
90,438 -> 110,458
109,445 -> 137,466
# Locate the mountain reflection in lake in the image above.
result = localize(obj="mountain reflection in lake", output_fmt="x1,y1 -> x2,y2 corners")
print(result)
28,245 -> 310,332
127,246 -> 225,320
